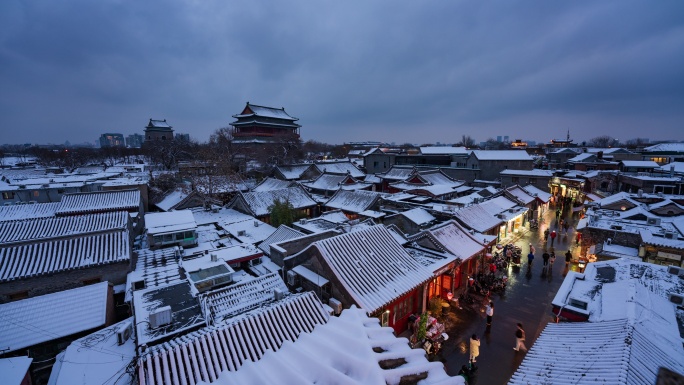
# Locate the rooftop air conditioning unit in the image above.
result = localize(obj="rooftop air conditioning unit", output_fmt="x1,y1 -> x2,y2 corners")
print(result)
237,230 -> 246,237
210,253 -> 218,262
299,218 -> 307,225
212,207 -> 219,213
667,266 -> 684,277
286,270 -> 298,287
637,189 -> 643,197
274,288 -> 286,301
328,298 -> 343,315
254,221 -> 259,227
149,306 -> 172,329
647,218 -> 661,226
668,293 -> 684,305
116,321 -> 133,345
664,232 -> 675,239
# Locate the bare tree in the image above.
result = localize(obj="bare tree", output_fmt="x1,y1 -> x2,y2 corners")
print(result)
588,135 -> 620,148
457,135 -> 476,148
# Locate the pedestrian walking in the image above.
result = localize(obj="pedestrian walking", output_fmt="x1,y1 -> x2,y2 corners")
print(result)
527,251 -> 535,267
470,334 -> 480,363
550,230 -> 557,246
485,302 -> 494,326
563,221 -> 569,235
550,251 -> 556,267
542,250 -> 550,266
529,243 -> 536,255
514,323 -> 527,352
576,232 -> 582,245
556,209 -> 561,219
544,228 -> 550,242
565,250 -> 572,267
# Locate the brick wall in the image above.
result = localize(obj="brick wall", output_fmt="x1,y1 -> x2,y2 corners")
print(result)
0,262 -> 129,303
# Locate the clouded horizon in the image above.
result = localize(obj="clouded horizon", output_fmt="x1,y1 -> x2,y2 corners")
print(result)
1,1 -> 683,146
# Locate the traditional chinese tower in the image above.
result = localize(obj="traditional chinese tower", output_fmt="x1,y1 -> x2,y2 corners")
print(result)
144,119 -> 174,141
230,102 -> 300,144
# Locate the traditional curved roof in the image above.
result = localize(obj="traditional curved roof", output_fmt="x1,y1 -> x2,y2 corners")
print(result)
310,225 -> 432,314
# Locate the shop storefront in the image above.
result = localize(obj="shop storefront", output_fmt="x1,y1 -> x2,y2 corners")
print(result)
639,244 -> 683,268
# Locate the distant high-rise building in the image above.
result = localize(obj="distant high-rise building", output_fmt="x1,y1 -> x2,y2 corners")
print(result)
144,119 -> 174,141
503,136 -> 509,142
175,133 -> 190,142
99,133 -> 125,148
497,136 -> 502,142
126,133 -> 144,148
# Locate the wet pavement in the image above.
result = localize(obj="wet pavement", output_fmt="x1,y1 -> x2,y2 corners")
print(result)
434,204 -> 581,384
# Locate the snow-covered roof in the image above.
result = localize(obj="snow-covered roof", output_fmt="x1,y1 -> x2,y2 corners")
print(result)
314,161 -> 365,178
126,247 -> 184,302
235,187 -> 317,217
478,195 -> 518,215
521,184 -> 552,203
657,162 -> 684,174
400,207 -> 436,225
621,160 -> 660,168
0,211 -> 128,245
406,184 -> 459,197
419,146 -> 468,155
509,318 -> 684,385
0,230 -> 130,282
405,246 -> 459,272
0,202 -> 59,222
56,189 -> 141,215
144,210 -> 197,235
452,204 -> 503,233
50,317 -> 135,385
471,150 -> 533,161
251,177 -> 293,192
359,209 -> 386,219
363,175 -> 380,184
294,217 -> 343,234
552,259 -> 684,323
639,229 -> 684,250
191,207 -> 253,226
234,103 -> 298,121
310,225 -> 433,314
424,221 -> 490,259
567,152 -> 596,162
140,298 -> 464,385
644,142 -> 684,152
147,118 -> 172,128
221,218 -> 276,244
133,280 -> 206,346
301,173 -> 348,192
506,185 -> 535,205
324,189 -> 384,214
201,272 -> 289,324
500,169 -> 554,177
0,282 -> 109,352
258,225 -> 305,255
380,167 -> 415,181
0,356 -> 32,385
154,188 -> 188,212
274,164 -> 313,180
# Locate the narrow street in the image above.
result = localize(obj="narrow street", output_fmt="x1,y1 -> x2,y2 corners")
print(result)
439,204 -> 580,384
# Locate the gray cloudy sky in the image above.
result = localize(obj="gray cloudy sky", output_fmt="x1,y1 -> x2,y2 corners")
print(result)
1,1 -> 683,146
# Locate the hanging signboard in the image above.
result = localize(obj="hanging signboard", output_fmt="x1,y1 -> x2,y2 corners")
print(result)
657,251 -> 682,261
